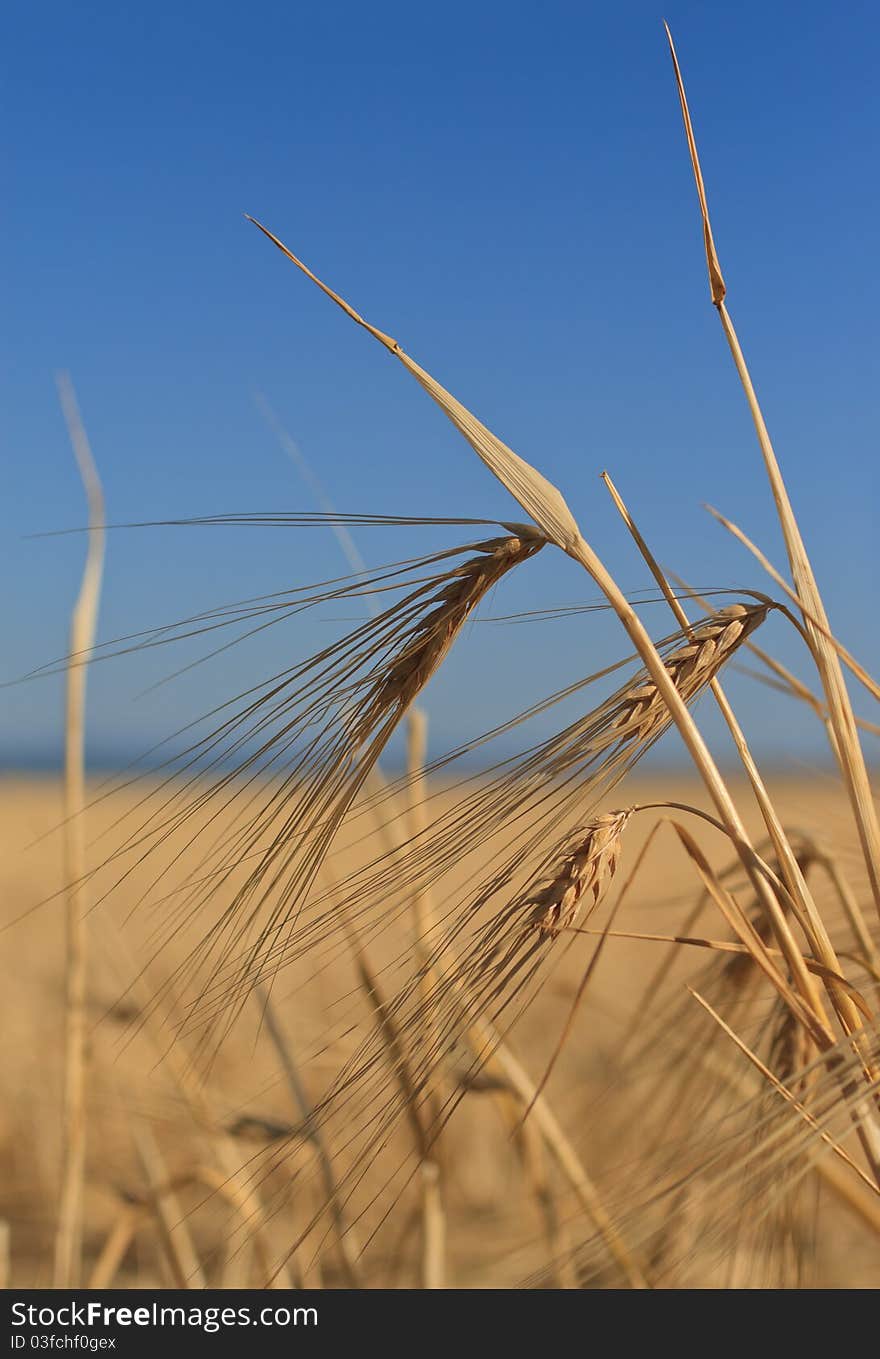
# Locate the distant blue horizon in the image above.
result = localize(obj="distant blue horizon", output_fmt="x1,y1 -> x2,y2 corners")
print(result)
0,747 -> 852,778
3,1 -> 877,774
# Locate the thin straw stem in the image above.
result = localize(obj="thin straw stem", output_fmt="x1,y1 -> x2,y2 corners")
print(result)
53,374 -> 105,1288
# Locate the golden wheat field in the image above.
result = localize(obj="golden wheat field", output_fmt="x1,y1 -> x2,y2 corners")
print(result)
2,767 -> 878,1290
4,20 -> 879,1301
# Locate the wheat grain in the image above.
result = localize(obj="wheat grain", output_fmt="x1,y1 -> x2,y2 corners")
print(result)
610,604 -> 769,742
364,532 -> 544,731
526,812 -> 630,939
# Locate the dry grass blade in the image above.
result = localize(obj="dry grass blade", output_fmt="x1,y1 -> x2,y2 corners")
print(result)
53,374 -> 105,1289
246,216 -> 581,553
662,22 -> 726,306
406,710 -> 446,1289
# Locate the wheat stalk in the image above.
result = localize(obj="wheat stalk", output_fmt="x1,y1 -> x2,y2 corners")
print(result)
53,374 -> 105,1290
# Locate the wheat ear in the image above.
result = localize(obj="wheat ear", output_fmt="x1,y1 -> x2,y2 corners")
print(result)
527,812 -> 630,939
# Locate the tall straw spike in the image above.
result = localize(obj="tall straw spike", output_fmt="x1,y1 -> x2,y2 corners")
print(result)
53,375 -> 105,1289
664,23 -> 726,306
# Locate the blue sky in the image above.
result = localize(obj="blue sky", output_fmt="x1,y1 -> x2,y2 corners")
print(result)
2,1 -> 877,770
